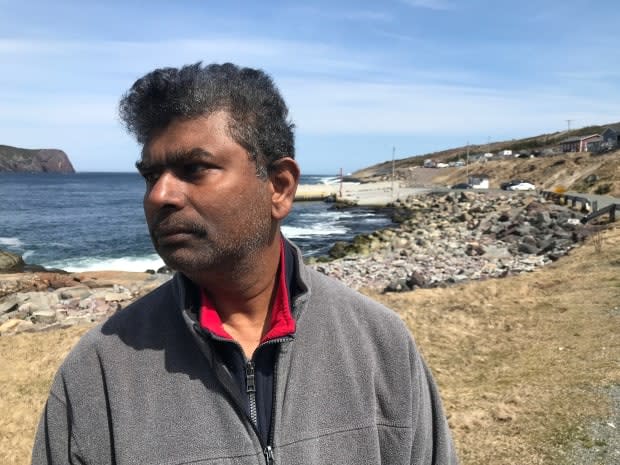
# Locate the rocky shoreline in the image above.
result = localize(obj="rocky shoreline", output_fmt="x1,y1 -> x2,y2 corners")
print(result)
311,190 -> 590,291
0,191 -> 592,335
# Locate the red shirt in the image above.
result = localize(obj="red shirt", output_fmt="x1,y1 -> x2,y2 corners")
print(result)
199,240 -> 296,342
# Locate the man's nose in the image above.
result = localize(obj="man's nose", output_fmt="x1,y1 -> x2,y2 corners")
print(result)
145,172 -> 185,209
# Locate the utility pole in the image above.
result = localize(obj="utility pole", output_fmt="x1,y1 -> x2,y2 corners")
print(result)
391,146 -> 396,199
466,140 -> 470,180
566,119 -> 573,132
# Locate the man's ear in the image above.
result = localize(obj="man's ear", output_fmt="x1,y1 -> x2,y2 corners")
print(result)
269,157 -> 300,221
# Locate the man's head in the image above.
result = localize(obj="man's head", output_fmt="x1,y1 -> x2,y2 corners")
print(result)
119,63 -> 299,278
119,62 -> 295,178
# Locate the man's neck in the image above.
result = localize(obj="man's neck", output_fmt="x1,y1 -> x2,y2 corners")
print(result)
192,237 -> 282,358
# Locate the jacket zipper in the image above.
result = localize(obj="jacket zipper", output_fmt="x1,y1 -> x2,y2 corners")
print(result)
197,325 -> 291,465
245,360 -> 258,427
264,347 -> 279,465
263,445 -> 274,464
254,337 -> 290,465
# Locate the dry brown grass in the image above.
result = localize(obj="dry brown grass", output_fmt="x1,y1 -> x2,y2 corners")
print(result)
429,151 -> 620,196
366,224 -> 620,464
1,226 -> 619,464
0,326 -> 89,465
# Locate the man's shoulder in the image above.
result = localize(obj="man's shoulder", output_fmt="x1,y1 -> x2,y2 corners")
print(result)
299,263 -> 410,334
61,277 -> 183,365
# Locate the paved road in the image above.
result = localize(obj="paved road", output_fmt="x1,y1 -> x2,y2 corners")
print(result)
564,191 -> 620,210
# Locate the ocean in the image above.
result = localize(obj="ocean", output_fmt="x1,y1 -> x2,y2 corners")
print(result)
0,173 -> 393,272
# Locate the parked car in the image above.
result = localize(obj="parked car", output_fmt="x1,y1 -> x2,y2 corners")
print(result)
500,179 -> 530,190
507,182 -> 536,191
451,183 -> 472,189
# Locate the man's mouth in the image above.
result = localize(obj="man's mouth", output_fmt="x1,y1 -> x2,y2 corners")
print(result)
152,222 -> 207,245
156,229 -> 195,244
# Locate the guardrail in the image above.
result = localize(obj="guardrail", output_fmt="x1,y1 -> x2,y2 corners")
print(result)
541,191 -> 618,224
580,203 -> 617,224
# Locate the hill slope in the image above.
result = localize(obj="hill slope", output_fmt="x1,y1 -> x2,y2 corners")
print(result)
433,150 -> 620,197
0,145 -> 75,173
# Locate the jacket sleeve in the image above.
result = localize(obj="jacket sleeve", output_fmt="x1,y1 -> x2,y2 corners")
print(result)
31,380 -> 86,465
409,340 -> 459,465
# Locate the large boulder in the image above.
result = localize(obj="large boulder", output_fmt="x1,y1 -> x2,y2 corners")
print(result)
0,249 -> 25,272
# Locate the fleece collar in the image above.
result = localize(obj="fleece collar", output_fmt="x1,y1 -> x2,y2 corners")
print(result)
199,239 -> 296,343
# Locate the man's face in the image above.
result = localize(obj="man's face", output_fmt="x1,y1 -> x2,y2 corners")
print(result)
138,112 -> 275,274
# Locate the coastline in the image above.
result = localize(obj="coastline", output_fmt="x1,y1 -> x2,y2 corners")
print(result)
295,181 -> 433,205
0,185 -> 596,335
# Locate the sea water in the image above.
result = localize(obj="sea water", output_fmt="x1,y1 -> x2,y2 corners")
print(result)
0,173 -> 393,272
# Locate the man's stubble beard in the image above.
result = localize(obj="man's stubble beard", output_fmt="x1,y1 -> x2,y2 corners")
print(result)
150,204 -> 276,275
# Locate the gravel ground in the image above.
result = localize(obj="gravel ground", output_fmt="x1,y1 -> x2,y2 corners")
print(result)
559,384 -> 620,465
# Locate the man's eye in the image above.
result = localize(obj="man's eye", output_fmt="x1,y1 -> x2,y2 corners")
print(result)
181,163 -> 209,178
141,171 -> 160,185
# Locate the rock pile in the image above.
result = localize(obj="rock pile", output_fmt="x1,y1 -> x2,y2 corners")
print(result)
0,272 -> 170,335
311,191 -> 589,292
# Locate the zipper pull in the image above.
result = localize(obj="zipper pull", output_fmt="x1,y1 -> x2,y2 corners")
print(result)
246,361 -> 256,393
263,445 -> 274,465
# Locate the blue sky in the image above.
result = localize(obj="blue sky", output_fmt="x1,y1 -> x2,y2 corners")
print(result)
1,0 -> 618,175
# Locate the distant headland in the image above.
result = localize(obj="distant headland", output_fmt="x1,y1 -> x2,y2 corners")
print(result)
0,144 -> 75,173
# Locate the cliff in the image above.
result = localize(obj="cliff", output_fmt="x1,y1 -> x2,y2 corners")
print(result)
0,144 -> 75,173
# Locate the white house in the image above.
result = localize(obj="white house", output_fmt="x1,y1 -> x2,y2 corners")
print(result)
468,174 -> 489,189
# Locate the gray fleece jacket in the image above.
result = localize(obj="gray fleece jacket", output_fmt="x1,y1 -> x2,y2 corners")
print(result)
32,247 -> 458,465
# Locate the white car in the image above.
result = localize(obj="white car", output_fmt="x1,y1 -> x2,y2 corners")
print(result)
507,182 -> 536,191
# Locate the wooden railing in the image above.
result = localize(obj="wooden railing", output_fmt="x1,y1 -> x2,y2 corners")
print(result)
541,191 -> 618,224
580,203 -> 617,224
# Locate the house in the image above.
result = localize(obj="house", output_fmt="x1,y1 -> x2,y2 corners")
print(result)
468,174 -> 489,189
499,149 -> 512,156
559,134 -> 601,152
600,126 -> 619,150
423,159 -> 436,168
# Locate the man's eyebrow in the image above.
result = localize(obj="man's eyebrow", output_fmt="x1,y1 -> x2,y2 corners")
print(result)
136,148 -> 215,172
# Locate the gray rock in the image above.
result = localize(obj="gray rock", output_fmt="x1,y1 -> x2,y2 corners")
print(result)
384,278 -> 411,293
15,292 -> 59,312
518,242 -> 539,255
0,249 -> 25,272
32,310 -> 57,324
0,295 -> 20,314
407,271 -> 428,288
56,285 -> 92,300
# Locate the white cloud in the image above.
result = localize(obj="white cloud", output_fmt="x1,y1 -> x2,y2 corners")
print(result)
280,77 -> 620,136
2,34 -> 619,170
400,0 -> 455,11
341,10 -> 393,22
283,5 -> 393,23
0,37 -> 375,80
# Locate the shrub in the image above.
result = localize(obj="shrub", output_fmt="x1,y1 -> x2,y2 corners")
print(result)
594,183 -> 611,195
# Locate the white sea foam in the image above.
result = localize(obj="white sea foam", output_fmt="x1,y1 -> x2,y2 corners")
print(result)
48,254 -> 165,273
282,224 -> 348,238
0,237 -> 24,248
298,210 -> 355,220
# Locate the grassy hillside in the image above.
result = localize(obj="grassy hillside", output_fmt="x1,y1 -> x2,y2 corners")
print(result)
352,123 -> 620,197
354,148 -> 620,198
433,150 -> 620,197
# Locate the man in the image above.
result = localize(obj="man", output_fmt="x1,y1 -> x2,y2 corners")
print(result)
33,62 -> 457,464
